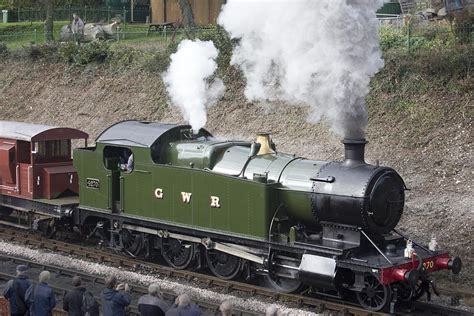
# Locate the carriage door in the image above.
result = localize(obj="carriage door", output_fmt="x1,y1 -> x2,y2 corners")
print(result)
104,146 -> 132,213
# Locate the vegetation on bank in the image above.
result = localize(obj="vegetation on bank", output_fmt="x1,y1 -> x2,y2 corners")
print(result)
0,24 -> 471,110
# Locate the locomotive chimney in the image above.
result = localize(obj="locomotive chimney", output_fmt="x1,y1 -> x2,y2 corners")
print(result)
342,139 -> 367,167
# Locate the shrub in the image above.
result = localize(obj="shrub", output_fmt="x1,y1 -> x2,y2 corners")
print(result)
108,45 -> 141,70
70,41 -> 110,66
379,26 -> 406,50
141,50 -> 171,73
0,41 -> 8,57
16,42 -> 60,61
58,41 -> 78,64
374,46 -> 473,95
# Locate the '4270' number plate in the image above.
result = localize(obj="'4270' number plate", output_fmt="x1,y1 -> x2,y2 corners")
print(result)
86,178 -> 100,189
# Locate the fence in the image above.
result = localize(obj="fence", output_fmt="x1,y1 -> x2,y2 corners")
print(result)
0,16 -> 472,50
3,6 -> 150,24
0,24 -> 214,49
378,17 -> 473,51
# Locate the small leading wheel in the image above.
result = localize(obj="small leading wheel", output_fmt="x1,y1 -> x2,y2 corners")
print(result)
412,278 -> 429,301
392,282 -> 414,302
205,249 -> 243,280
356,273 -> 392,312
161,238 -> 195,270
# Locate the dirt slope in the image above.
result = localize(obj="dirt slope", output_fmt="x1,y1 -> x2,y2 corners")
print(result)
0,60 -> 472,290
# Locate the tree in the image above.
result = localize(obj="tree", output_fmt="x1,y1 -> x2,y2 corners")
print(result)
177,0 -> 196,38
39,0 -> 53,41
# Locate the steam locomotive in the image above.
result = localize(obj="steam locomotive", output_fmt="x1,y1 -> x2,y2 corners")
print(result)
0,120 -> 462,312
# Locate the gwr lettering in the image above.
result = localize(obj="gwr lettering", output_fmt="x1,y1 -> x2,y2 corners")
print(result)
181,192 -> 192,203
154,188 -> 164,199
210,196 -> 221,208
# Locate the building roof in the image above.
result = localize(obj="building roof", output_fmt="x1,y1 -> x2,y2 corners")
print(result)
0,121 -> 88,142
95,120 -> 195,148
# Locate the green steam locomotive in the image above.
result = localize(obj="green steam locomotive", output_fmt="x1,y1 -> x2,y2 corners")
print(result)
71,120 -> 461,312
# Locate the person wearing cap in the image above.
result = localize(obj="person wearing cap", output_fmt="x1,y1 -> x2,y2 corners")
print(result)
3,265 -> 31,316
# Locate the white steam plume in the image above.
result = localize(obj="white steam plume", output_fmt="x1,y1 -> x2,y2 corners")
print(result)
163,40 -> 224,132
218,0 -> 385,139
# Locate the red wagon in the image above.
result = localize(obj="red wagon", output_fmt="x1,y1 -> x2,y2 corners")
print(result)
0,121 -> 88,229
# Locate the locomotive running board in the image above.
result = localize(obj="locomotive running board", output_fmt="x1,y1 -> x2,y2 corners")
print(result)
121,223 -> 265,265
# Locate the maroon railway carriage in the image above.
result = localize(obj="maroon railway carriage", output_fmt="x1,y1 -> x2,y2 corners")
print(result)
0,121 -> 88,228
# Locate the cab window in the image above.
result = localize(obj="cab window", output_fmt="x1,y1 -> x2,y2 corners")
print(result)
104,146 -> 134,172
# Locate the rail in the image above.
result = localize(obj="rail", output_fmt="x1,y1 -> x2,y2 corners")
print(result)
0,227 -> 471,316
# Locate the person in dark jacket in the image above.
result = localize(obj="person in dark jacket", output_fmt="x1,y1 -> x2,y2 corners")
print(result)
101,275 -> 131,316
165,294 -> 201,316
3,265 -> 31,316
25,270 -> 56,316
138,283 -> 169,316
63,276 -> 99,316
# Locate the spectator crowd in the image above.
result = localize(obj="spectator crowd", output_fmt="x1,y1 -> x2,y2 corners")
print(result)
2,265 -> 288,316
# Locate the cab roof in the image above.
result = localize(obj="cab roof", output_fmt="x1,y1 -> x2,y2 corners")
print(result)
0,121 -> 88,142
95,120 -> 211,148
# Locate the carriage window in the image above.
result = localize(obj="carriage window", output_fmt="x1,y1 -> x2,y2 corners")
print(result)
51,140 -> 69,157
35,140 -> 69,160
35,142 -> 47,158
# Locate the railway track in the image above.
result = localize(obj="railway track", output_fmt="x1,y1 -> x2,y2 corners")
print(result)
0,227 -> 471,316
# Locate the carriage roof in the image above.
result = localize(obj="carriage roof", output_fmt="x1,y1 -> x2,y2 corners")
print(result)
0,121 -> 88,142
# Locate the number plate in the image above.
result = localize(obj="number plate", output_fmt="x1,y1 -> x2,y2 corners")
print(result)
86,178 -> 100,189
423,260 -> 435,270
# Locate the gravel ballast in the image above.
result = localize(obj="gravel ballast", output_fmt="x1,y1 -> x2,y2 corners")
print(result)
0,240 -> 321,315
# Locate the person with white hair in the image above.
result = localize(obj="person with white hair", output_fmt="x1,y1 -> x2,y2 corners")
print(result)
165,293 -> 201,316
138,282 -> 169,316
3,265 -> 31,316
219,299 -> 233,316
266,305 -> 286,316
25,270 -> 56,316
